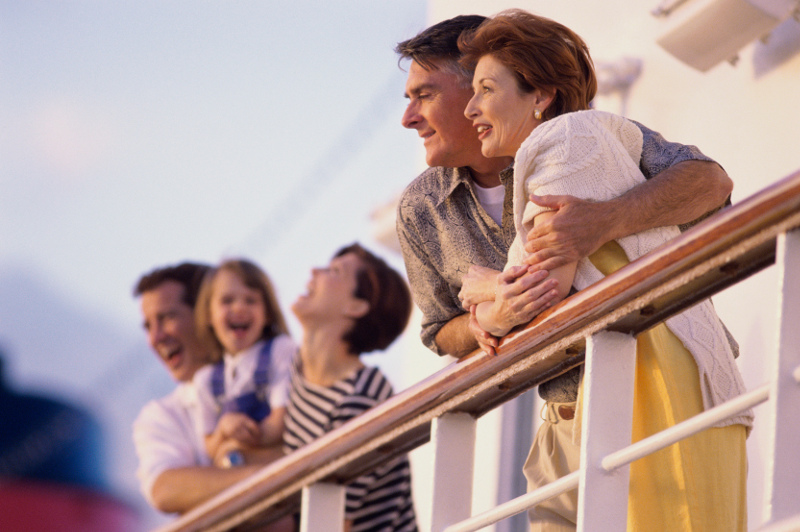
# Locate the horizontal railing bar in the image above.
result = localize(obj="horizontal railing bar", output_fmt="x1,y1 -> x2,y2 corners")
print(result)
606,229 -> 776,335
439,384 -> 772,532
601,384 -> 769,472
441,382 -> 772,532
458,172 -> 800,418
442,472 -> 580,532
446,215 -> 800,424
173,423 -> 433,532
159,169 -> 800,532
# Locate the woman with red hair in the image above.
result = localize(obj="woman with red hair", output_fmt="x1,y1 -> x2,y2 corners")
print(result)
459,9 -> 750,531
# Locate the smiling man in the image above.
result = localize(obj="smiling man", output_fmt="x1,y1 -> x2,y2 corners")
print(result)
132,263 -> 265,515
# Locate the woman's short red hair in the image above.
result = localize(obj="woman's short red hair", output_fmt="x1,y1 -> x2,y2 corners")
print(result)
459,9 -> 597,121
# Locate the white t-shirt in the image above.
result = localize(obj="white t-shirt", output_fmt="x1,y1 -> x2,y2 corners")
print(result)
473,182 -> 505,226
132,381 -> 209,506
193,334 -> 296,436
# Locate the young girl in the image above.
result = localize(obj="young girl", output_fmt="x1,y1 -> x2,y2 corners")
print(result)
193,259 -> 296,467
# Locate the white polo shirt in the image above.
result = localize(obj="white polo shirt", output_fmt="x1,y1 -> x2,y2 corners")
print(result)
133,381 -> 209,506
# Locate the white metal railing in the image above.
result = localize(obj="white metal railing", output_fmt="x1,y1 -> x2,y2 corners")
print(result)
158,169 -> 800,532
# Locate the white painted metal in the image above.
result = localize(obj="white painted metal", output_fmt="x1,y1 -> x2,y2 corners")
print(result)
757,514 -> 800,532
442,472 -> 580,532
440,376 -> 771,532
577,331 -> 637,532
763,229 -> 800,525
602,384 -> 769,471
300,483 -> 345,532
430,412 -> 477,532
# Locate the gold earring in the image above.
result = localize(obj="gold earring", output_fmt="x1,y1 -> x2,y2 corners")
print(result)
534,109 -> 542,120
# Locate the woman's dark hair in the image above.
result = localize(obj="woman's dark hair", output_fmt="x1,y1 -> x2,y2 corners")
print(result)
335,243 -> 412,355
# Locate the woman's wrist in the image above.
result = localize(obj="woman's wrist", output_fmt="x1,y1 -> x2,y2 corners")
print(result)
476,301 -> 512,338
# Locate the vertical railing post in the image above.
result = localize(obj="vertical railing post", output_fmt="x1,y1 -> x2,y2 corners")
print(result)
429,412 -> 476,532
577,331 -> 637,531
763,228 -> 800,525
300,482 -> 345,532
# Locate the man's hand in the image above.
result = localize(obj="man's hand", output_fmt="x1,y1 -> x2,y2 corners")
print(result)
212,437 -> 247,468
525,162 -> 733,271
524,194 -> 616,271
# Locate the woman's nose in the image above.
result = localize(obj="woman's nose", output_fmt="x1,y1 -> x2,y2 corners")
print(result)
464,95 -> 479,119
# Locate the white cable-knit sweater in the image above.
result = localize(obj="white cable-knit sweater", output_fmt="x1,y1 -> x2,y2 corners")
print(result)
507,110 -> 752,429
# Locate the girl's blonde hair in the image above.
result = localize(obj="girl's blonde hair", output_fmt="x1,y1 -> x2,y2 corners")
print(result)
195,259 -> 288,362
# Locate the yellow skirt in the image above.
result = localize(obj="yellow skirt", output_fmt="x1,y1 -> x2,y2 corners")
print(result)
587,241 -> 748,532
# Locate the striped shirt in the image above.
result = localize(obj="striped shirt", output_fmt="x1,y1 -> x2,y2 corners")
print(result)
283,357 -> 417,532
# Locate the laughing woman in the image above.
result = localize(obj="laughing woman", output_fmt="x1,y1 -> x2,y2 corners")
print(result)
458,10 -> 751,532
286,243 -> 417,532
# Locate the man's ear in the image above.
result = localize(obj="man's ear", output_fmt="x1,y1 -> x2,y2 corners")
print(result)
343,298 -> 370,319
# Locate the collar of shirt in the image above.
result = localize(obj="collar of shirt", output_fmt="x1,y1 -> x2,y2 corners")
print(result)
222,339 -> 266,391
174,379 -> 200,407
436,164 -> 515,209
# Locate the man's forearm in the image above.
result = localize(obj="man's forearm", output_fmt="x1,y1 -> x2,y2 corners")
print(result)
434,313 -> 479,359
241,444 -> 285,465
150,465 -> 261,514
607,160 -> 733,241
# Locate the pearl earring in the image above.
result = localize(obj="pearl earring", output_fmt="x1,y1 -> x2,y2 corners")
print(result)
534,109 -> 542,120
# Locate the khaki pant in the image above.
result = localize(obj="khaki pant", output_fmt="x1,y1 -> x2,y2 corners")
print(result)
523,402 -> 580,532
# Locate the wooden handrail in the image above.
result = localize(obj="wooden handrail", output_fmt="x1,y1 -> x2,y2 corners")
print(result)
159,169 -> 800,532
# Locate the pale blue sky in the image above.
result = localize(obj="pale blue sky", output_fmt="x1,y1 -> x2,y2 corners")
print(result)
1,1 -> 427,528
1,1 -> 427,332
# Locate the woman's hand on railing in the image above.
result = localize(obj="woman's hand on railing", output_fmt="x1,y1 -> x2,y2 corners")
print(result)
472,266 -> 559,339
459,265 -> 502,309
468,306 -> 500,356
